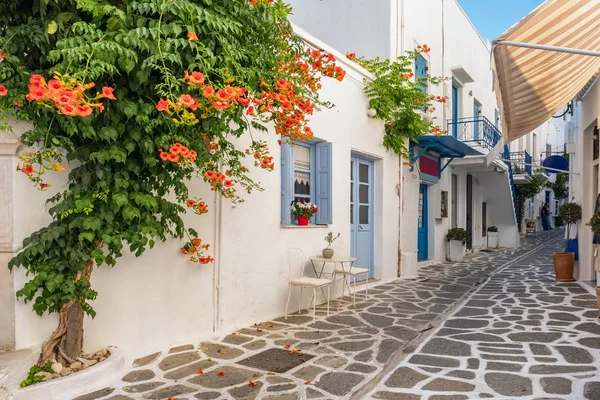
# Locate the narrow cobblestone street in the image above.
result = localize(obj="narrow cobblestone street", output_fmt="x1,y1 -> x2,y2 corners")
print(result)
74,231 -> 600,400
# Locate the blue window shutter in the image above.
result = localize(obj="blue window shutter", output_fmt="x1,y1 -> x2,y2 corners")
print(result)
315,142 -> 332,224
415,55 -> 427,92
281,143 -> 293,224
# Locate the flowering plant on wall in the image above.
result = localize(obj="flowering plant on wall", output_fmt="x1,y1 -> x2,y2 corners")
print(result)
291,200 -> 318,218
0,0 -> 344,369
346,46 -> 446,156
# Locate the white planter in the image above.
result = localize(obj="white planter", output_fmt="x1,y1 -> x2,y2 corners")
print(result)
487,232 -> 499,249
12,347 -> 124,400
448,240 -> 465,262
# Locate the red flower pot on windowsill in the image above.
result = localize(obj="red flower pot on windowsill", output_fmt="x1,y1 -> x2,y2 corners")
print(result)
297,216 -> 309,226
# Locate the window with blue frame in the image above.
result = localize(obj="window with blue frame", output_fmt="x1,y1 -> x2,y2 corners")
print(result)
281,140 -> 332,225
415,54 -> 427,94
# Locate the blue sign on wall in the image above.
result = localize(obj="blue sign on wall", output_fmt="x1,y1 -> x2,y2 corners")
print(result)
542,155 -> 568,174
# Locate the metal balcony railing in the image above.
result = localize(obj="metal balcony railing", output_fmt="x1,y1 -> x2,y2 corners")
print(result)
503,145 -> 518,222
447,116 -> 502,150
510,151 -> 532,175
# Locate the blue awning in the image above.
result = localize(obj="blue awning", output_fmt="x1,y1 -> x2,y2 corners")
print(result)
414,135 -> 483,158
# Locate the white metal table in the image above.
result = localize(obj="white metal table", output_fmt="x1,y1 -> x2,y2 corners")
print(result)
309,255 -> 356,310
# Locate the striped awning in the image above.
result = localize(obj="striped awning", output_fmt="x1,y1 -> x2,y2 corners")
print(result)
492,0 -> 600,143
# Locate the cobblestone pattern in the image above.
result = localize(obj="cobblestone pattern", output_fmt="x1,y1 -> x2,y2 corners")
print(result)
368,234 -> 600,400
74,232 -> 566,400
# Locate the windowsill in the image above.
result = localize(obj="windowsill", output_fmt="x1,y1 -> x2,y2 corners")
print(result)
281,224 -> 329,229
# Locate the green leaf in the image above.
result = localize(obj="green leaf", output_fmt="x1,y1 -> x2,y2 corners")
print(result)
112,193 -> 129,209
82,217 -> 102,231
79,232 -> 95,243
47,21 -> 58,35
122,206 -> 140,222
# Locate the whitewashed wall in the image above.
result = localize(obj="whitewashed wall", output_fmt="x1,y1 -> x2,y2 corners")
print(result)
287,0 -> 393,60
2,30 -> 399,355
574,79 -> 600,282
400,0 -> 512,269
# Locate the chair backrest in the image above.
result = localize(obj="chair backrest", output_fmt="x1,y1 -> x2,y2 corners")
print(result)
332,242 -> 349,256
286,248 -> 306,280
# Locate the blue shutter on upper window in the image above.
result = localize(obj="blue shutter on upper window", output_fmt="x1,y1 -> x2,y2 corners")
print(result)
415,55 -> 427,93
315,142 -> 332,224
280,143 -> 294,224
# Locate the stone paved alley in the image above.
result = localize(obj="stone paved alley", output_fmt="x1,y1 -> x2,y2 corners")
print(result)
74,231 -> 600,400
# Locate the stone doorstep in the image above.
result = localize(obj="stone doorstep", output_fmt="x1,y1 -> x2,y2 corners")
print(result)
0,348 -> 38,391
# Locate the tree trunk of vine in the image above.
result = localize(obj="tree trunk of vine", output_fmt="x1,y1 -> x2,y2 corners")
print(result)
38,258 -> 94,366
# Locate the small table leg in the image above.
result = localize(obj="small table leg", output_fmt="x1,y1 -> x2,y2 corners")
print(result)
309,260 -> 330,312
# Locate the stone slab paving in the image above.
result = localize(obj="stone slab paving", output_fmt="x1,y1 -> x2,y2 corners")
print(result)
367,233 -> 600,400
73,232 -> 568,400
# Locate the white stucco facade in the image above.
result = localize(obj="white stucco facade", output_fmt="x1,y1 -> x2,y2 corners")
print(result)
0,29 -> 401,355
289,0 -> 519,273
566,78 -> 600,284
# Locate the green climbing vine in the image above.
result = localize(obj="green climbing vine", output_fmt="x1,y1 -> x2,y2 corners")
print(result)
346,46 -> 446,157
0,0 -> 345,365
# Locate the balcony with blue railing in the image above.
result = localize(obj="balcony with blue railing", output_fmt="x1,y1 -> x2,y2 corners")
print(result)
503,145 -> 519,223
447,116 -> 502,151
510,151 -> 533,178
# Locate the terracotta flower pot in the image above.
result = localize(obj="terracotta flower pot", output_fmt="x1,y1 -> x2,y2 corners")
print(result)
553,252 -> 575,282
322,248 -> 334,258
297,216 -> 309,226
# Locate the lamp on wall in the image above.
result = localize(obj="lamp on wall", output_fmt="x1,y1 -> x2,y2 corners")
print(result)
367,108 -> 377,118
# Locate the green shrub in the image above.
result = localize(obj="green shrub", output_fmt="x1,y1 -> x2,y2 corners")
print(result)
559,203 -> 582,225
554,215 -> 563,227
447,228 -> 468,244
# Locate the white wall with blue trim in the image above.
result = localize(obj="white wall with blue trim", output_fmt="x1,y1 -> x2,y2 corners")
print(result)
1,28 -> 401,358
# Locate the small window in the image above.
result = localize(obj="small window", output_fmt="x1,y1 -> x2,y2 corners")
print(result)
293,144 -> 312,201
281,141 -> 332,225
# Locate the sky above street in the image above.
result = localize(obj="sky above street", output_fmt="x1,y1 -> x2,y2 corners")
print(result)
457,0 -> 545,41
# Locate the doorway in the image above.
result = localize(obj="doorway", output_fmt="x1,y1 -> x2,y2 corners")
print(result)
451,174 -> 458,228
418,184 -> 429,261
466,174 -> 473,249
473,100 -> 482,140
452,83 -> 459,138
350,155 -> 374,277
482,202 -> 487,237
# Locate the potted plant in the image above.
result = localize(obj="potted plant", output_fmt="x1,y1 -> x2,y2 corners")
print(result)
291,200 -> 318,226
586,212 -> 600,319
447,228 -> 468,262
487,226 -> 499,249
555,202 -> 582,282
323,232 -> 341,258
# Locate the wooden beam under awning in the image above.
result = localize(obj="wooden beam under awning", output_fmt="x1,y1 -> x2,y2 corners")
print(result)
492,0 -> 600,143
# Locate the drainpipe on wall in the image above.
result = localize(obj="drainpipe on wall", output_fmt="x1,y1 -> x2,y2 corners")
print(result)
441,0 -> 447,126
212,183 -> 223,333
397,0 -> 405,277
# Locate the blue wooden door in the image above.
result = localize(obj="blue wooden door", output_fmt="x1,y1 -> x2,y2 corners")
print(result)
418,184 -> 428,261
415,55 -> 427,93
473,101 -> 481,140
351,156 -> 374,277
495,109 -> 500,129
452,84 -> 459,138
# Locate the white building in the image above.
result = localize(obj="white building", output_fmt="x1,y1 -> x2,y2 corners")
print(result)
0,28 -> 402,361
568,80 -> 600,284
509,120 -> 568,232
288,0 -> 519,275
490,0 -> 600,285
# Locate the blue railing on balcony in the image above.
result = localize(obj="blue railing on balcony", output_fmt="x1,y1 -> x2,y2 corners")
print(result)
447,116 -> 502,150
504,145 -> 518,222
510,151 -> 533,175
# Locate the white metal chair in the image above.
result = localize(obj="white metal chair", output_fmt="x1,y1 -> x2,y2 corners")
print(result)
332,242 -> 369,306
285,248 -> 331,321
